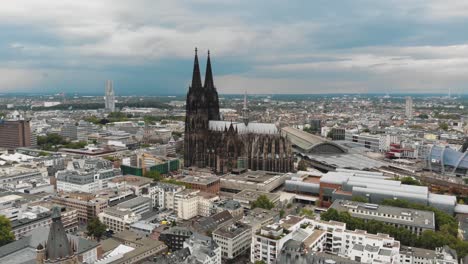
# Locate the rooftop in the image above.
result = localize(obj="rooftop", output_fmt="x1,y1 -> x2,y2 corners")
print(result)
233,189 -> 280,203
222,170 -> 284,184
330,199 -> 435,229
180,175 -> 219,185
118,196 -> 151,209
213,222 -> 251,238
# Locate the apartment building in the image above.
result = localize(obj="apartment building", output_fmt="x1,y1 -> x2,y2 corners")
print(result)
159,226 -> 193,251
183,233 -> 222,264
251,215 -> 400,264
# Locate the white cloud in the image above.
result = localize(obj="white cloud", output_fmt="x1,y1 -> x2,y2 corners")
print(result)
1,0 -> 468,93
0,68 -> 46,92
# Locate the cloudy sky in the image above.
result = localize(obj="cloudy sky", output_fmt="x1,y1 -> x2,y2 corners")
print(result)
1,0 -> 468,95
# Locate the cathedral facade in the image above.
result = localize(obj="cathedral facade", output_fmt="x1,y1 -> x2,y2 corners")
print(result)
184,49 -> 293,173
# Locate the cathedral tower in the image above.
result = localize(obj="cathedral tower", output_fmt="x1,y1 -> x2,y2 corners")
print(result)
184,49 -> 220,168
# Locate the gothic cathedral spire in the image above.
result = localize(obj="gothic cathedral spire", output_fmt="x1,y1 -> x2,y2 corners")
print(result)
191,47 -> 202,89
204,50 -> 215,89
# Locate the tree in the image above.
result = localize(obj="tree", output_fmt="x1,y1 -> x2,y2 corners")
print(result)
352,196 -> 369,203
279,209 -> 285,218
326,131 -> 334,139
299,208 -> 314,218
400,176 -> 421,186
0,215 -> 15,246
254,261 -> 266,264
144,170 -> 162,181
439,122 -> 449,131
297,160 -> 308,171
320,208 -> 340,221
252,195 -> 275,210
87,217 -> 107,241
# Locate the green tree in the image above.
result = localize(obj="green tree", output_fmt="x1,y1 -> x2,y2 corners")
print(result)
320,208 -> 340,221
326,131 -> 334,139
400,176 -> 421,186
144,170 -> 162,181
352,196 -> 369,203
87,217 -> 107,241
279,209 -> 285,218
299,208 -> 314,218
252,195 -> 275,210
254,261 -> 266,264
418,113 -> 429,119
439,122 -> 449,131
0,215 -> 15,246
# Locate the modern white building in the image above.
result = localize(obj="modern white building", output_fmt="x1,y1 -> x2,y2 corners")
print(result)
98,207 -> 140,233
251,215 -> 400,264
145,182 -> 184,210
56,168 -> 120,193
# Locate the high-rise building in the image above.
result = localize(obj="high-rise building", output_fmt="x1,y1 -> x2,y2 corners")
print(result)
105,80 -> 115,112
405,96 -> 413,119
0,120 -> 32,150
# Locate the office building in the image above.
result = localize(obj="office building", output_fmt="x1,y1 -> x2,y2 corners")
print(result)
330,200 -> 435,235
51,193 -> 108,223
98,207 -> 140,233
220,170 -> 288,193
174,189 -> 219,220
233,189 -> 280,209
180,175 -> 220,194
406,96 -> 413,119
241,208 -> 279,233
105,80 -> 115,112
213,222 -> 252,260
0,120 -> 31,150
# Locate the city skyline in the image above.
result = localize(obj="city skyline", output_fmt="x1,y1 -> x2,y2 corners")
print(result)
1,1 -> 468,95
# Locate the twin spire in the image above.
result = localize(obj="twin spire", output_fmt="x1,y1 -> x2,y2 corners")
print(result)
191,47 -> 215,90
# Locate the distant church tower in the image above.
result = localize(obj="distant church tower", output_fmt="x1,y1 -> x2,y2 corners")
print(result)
184,49 -> 221,168
36,207 -> 79,264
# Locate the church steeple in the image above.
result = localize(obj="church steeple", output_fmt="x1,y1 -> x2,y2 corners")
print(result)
204,50 -> 215,89
191,48 -> 202,89
45,207 -> 74,262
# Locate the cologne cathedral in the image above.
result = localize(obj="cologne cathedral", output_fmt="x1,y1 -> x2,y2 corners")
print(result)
184,49 -> 293,173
